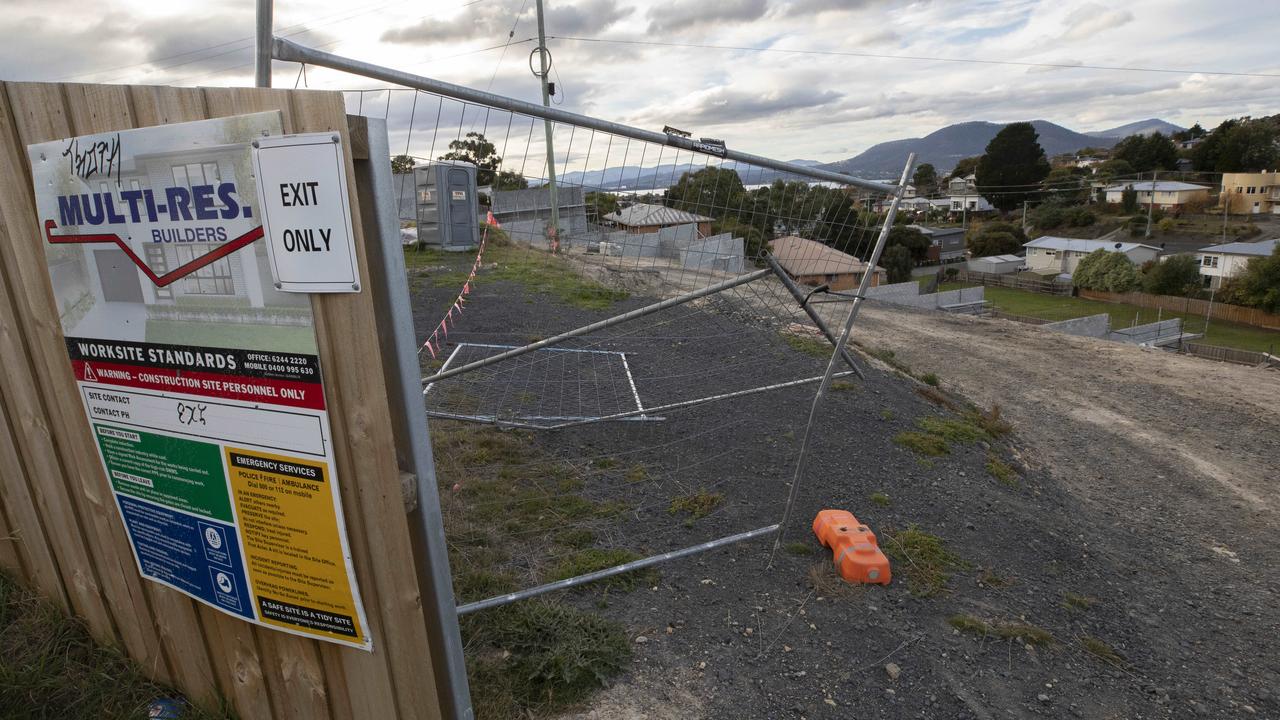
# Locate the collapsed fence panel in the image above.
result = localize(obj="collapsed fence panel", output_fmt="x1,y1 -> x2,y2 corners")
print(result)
0,82 -> 446,720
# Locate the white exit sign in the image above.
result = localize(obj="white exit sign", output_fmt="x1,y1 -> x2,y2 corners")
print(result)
252,133 -> 361,293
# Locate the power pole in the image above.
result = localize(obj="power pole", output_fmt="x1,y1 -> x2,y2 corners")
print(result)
533,0 -> 560,251
1022,200 -> 1028,234
1145,170 -> 1157,239
255,0 -> 273,87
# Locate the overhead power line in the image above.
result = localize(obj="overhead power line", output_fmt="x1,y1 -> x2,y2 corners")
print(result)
548,36 -> 1280,79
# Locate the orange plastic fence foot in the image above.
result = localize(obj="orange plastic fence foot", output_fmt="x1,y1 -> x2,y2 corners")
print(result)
812,509 -> 891,585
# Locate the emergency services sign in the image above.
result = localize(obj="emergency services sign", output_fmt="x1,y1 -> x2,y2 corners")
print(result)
26,112 -> 373,650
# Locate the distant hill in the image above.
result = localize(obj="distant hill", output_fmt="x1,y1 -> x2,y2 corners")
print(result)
1086,119 -> 1185,138
820,120 -> 1158,177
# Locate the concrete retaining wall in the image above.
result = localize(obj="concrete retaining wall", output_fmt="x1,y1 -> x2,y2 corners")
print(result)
1043,313 -> 1112,338
679,234 -> 744,273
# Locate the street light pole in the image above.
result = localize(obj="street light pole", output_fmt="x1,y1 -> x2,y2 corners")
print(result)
533,0 -> 560,251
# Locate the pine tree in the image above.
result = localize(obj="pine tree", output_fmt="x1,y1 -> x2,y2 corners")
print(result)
975,123 -> 1051,212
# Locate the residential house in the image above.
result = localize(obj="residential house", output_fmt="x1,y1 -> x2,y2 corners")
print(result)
604,202 -> 713,236
911,225 -> 966,264
1023,236 -> 1160,275
1219,171 -> 1279,215
1103,181 -> 1211,211
768,235 -> 885,291
945,173 -> 993,213
1195,238 -> 1279,289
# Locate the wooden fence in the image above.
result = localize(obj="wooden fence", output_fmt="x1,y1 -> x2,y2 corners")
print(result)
0,82 -> 443,719
1079,288 -> 1280,331
955,268 -> 1073,296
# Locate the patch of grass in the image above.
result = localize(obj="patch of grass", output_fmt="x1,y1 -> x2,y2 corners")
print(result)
462,600 -> 631,719
870,491 -> 891,507
549,548 -> 657,591
976,568 -> 1015,589
455,569 -> 518,603
784,542 -> 814,556
591,457 -> 617,469
966,405 -> 1012,438
920,372 -> 940,387
916,416 -> 986,444
830,380 -> 857,392
1080,636 -> 1126,667
880,408 -> 894,421
0,571 -> 230,719
415,244 -> 628,310
624,464 -> 649,484
553,528 -> 596,549
783,333 -> 831,359
669,490 -> 724,520
882,525 -> 968,596
985,453 -> 1019,487
893,431 -> 950,457
915,385 -> 961,411
1063,592 -> 1096,612
948,614 -> 1053,646
869,346 -> 912,373
806,563 -> 862,597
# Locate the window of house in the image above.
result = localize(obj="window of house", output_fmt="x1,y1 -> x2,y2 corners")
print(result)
175,246 -> 235,295
1202,256 -> 1219,268
1247,186 -> 1256,194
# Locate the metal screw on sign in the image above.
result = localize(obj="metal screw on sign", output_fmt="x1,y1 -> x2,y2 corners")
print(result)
331,135 -> 340,144
252,140 -> 261,149
274,281 -> 282,289
351,283 -> 360,291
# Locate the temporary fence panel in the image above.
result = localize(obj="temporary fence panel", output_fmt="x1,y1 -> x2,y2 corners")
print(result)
0,82 -> 445,720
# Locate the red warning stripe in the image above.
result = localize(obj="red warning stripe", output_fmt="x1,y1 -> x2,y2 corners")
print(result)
44,219 -> 263,288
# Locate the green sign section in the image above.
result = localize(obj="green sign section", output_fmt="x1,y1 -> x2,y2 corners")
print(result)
93,424 -> 233,522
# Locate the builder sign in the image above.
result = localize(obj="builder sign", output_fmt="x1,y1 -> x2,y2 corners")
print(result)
26,113 -> 372,650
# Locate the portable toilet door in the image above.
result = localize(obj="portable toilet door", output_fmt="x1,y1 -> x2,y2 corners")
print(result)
444,165 -> 479,251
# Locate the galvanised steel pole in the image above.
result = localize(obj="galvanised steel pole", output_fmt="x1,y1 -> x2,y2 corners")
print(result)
269,38 -> 898,195
255,0 -> 273,87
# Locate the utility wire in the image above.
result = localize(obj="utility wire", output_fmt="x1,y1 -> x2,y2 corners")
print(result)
487,0 -> 530,91
548,35 -> 1280,79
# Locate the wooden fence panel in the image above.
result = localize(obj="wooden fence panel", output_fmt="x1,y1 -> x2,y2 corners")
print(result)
1079,288 -> 1280,331
0,82 -> 444,720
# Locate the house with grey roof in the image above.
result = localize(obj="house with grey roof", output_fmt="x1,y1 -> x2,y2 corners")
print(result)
604,203 -> 712,236
1023,236 -> 1160,276
1103,181 -> 1211,211
1195,238 -> 1279,289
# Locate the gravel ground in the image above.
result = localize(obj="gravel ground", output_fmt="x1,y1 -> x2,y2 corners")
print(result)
414,253 -> 1280,720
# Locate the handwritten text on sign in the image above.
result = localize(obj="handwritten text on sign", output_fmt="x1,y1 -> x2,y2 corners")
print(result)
252,134 -> 361,293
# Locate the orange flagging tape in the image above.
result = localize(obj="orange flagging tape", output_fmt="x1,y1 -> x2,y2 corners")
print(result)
812,509 -> 891,585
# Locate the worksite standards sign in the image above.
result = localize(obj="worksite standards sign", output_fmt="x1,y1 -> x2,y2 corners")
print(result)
26,112 -> 373,650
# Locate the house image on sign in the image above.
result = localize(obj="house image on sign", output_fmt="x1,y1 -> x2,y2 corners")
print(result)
768,235 -> 885,291
1022,236 -> 1160,276
50,143 -> 307,343
1195,238 -> 1279,289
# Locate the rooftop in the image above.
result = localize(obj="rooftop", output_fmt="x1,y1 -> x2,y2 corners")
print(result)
768,236 -> 879,277
604,203 -> 713,227
972,254 -> 1023,263
1197,238 -> 1279,257
1024,236 -> 1161,254
1103,181 -> 1211,193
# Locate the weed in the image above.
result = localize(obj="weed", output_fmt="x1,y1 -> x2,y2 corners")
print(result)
920,372 -> 940,387
0,571 -> 231,719
870,491 -> 891,507
554,529 -> 596,549
948,613 -> 1053,646
592,457 -> 617,470
915,385 -> 961,411
916,416 -> 986,444
882,525 -> 968,596
462,600 -> 631,718
1063,592 -> 1096,612
985,454 -> 1019,487
806,563 -> 862,597
784,542 -> 814,556
669,490 -> 724,520
830,380 -> 857,392
894,431 -> 950,457
1080,636 -> 1125,666
784,334 -> 831,359
868,346 -> 910,372
976,568 -> 1015,589
782,430 -> 796,441
455,569 -> 518,603
880,408 -> 894,421
549,548 -> 657,591
624,464 -> 649,484
966,405 -> 1012,438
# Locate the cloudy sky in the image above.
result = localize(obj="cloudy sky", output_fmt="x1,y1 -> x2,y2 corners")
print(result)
3,0 -> 1276,164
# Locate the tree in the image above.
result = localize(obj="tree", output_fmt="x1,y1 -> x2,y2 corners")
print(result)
881,245 -> 913,283
1219,244 -> 1280,312
1042,166 -> 1089,205
946,156 -> 980,183
391,154 -> 415,174
1094,158 -> 1135,181
886,225 -> 931,264
666,166 -> 746,218
1192,118 -> 1280,172
1121,185 -> 1138,213
965,220 -> 1026,257
1142,255 -> 1201,296
975,122 -> 1050,211
439,132 -> 504,186
912,163 -> 939,196
494,170 -> 528,190
585,191 -> 619,223
1111,133 -> 1179,172
1072,249 -> 1139,292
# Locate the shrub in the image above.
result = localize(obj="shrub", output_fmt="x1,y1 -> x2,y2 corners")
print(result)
1142,254 -> 1201,296
1157,217 -> 1177,233
1072,249 -> 1139,292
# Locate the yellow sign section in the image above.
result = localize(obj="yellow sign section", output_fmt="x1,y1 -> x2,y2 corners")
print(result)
226,446 -> 366,646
